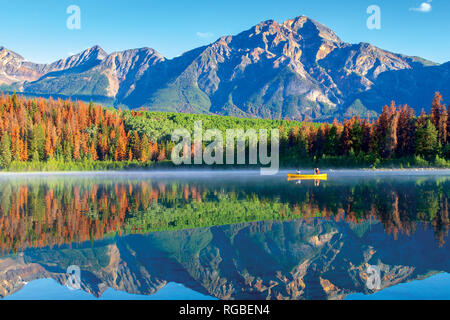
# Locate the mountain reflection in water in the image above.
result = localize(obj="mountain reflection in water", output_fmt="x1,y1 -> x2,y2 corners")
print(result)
0,172 -> 448,299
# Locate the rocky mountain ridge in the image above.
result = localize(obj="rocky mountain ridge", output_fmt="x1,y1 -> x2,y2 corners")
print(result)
1,15 -> 446,119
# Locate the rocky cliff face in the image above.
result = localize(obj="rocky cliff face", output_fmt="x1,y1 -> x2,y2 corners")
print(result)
20,46 -> 165,101
124,16 -> 428,119
0,219 -> 448,300
45,45 -> 108,72
0,47 -> 46,85
0,15 -> 445,119
0,46 -> 109,87
100,48 -> 165,101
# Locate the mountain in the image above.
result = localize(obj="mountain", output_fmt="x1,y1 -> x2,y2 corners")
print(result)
1,15 -> 446,119
0,47 -> 46,85
20,46 -> 165,104
0,46 -> 108,87
124,17 -> 431,119
352,61 -> 450,114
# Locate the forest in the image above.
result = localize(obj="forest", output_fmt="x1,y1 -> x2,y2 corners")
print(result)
0,92 -> 449,170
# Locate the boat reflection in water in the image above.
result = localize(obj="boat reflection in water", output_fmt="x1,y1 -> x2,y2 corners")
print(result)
0,172 -> 448,300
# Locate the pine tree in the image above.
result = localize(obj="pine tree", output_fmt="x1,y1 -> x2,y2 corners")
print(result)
447,108 -> 450,143
340,120 -> 352,155
90,142 -> 99,161
323,124 -> 338,156
361,121 -> 372,154
157,148 -> 166,161
73,134 -> 81,160
130,131 -> 141,160
415,119 -> 438,160
430,92 -> 443,129
438,105 -> 447,146
0,132 -> 12,168
396,105 -> 416,157
29,124 -> 46,161
350,118 -> 364,156
12,137 -> 21,161
376,103 -> 398,159
140,135 -> 150,163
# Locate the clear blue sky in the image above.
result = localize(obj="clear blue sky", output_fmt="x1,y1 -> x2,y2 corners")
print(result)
1,0 -> 449,64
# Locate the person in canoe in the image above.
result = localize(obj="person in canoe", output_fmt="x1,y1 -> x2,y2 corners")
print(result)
314,168 -> 320,175
295,169 -> 302,184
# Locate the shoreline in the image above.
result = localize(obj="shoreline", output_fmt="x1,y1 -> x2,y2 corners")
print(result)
1,167 -> 450,177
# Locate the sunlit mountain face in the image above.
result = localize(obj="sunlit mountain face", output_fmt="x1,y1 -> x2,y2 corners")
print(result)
0,172 -> 448,299
1,16 -> 448,120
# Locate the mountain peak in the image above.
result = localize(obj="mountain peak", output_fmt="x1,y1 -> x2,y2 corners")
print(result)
249,19 -> 280,35
283,15 -> 342,43
43,45 -> 108,73
90,44 -> 103,51
257,19 -> 277,26
78,45 -> 108,60
239,15 -> 342,49
0,46 -> 24,60
0,46 -> 45,85
119,47 -> 163,56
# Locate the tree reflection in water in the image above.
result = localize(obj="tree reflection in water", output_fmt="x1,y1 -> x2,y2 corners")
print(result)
0,175 -> 447,254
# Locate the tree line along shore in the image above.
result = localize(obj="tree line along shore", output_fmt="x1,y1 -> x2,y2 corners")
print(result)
0,92 -> 449,171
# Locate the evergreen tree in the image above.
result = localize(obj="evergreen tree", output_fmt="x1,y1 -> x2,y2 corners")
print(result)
396,105 -> 416,157
29,124 -> 46,161
376,103 -> 398,159
430,92 -> 443,129
350,118 -> 364,156
415,119 -> 438,160
340,120 -> 352,155
0,132 -> 12,168
323,124 -> 339,156
438,105 -> 447,147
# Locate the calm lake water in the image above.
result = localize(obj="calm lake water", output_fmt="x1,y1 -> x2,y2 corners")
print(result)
0,170 -> 449,300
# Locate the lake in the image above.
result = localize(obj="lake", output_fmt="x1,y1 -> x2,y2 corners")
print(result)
0,170 -> 449,300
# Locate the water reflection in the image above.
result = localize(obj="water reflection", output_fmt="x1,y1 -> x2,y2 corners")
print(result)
0,173 -> 448,254
0,172 -> 448,299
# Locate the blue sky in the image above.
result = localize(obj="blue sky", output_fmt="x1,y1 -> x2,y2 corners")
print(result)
1,0 -> 449,64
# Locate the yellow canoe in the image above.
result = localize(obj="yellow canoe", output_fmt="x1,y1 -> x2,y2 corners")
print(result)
287,173 -> 328,180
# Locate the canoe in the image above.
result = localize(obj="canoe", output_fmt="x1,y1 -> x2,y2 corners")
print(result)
287,173 -> 328,180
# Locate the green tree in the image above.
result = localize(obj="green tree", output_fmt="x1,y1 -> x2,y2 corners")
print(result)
29,124 -> 46,161
0,132 -> 12,168
396,105 -> 416,157
415,119 -> 438,160
323,124 -> 339,156
350,119 -> 364,156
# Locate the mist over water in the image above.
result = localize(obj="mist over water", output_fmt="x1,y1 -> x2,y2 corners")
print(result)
1,168 -> 449,178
